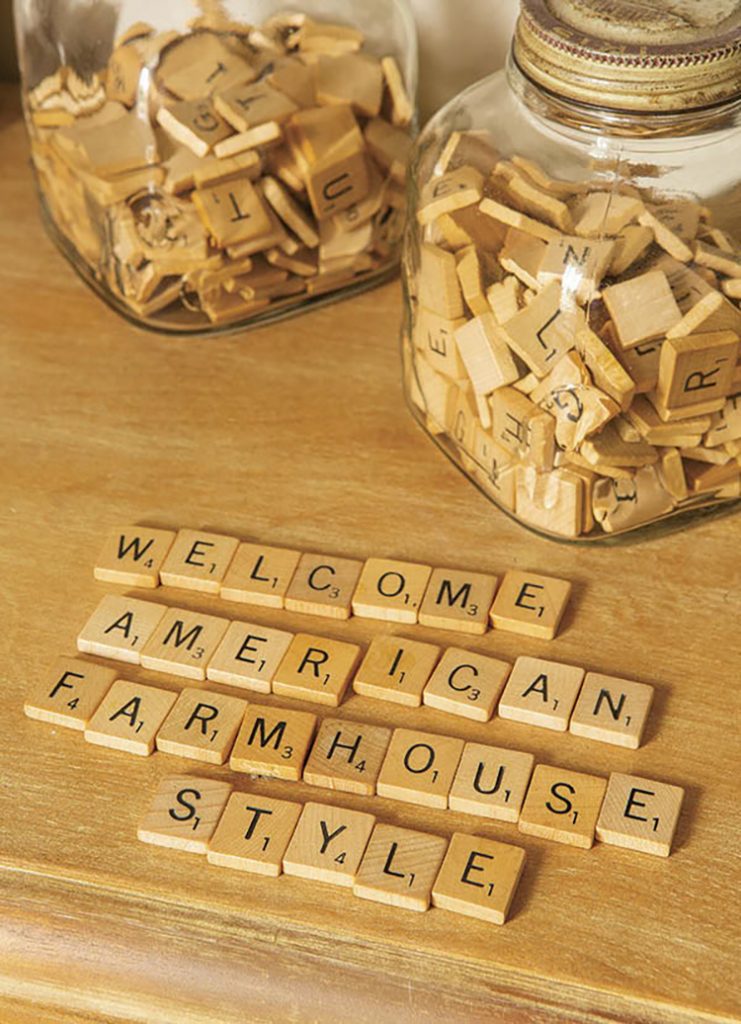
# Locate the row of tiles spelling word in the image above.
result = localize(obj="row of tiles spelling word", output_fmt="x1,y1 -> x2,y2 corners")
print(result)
139,774 -> 526,923
25,661 -> 682,856
94,526 -> 573,640
77,595 -> 654,747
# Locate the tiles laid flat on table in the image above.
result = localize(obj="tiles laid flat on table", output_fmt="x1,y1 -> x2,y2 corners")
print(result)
376,728 -> 464,809
159,529 -> 239,594
85,680 -> 178,756
498,656 -> 585,731
206,621 -> 293,693
423,648 -> 511,722
596,772 -> 684,857
272,633 -> 361,707
489,569 -> 572,640
220,542 -> 301,608
352,558 -> 433,623
431,833 -> 526,924
140,607 -> 230,681
77,595 -> 168,664
418,567 -> 498,635
137,775 -> 232,854
156,688 -> 247,764
282,802 -> 376,887
302,717 -> 392,796
353,823 -> 449,912
352,635 -> 440,707
283,552 -> 364,619
448,743 -> 535,823
230,704 -> 317,780
207,792 -> 303,875
24,657 -> 117,730
94,526 -> 176,588
569,672 -> 654,749
518,764 -> 607,849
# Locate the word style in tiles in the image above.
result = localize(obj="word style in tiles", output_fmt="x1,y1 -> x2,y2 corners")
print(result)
432,833 -> 526,925
596,773 -> 684,857
138,775 -> 233,853
95,526 -> 175,588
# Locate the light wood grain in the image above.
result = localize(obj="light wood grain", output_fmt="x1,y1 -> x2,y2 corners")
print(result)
0,87 -> 740,1023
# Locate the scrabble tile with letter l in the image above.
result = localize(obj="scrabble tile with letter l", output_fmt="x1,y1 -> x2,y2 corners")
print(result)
352,635 -> 440,707
432,833 -> 526,924
159,529 -> 239,594
418,567 -> 499,635
138,775 -> 232,854
302,717 -> 392,796
423,648 -> 511,722
85,680 -> 178,756
489,570 -> 572,640
518,764 -> 607,850
448,744 -> 535,823
352,558 -> 433,624
24,657 -> 117,731
272,633 -> 361,707
376,728 -> 464,809
498,657 -> 584,732
569,672 -> 654,749
94,526 -> 175,587
230,704 -> 317,781
207,793 -> 303,876
77,595 -> 168,664
219,542 -> 301,608
282,802 -> 376,887
156,688 -> 247,765
353,824 -> 449,912
596,773 -> 685,857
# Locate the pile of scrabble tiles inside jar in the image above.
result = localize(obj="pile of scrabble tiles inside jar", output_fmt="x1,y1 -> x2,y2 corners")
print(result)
24,526 -> 685,923
405,130 -> 741,538
24,11 -> 413,325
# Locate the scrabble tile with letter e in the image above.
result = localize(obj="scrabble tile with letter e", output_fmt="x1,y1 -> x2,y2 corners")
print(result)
432,833 -> 526,925
282,802 -> 375,887
24,657 -> 117,731
272,633 -> 361,707
284,552 -> 363,619
376,728 -> 464,809
220,542 -> 301,608
498,657 -> 584,731
138,775 -> 232,854
302,717 -> 392,796
352,558 -> 433,623
156,688 -> 247,765
489,570 -> 572,640
206,621 -> 293,694
353,635 -> 440,707
159,529 -> 239,594
449,743 -> 535,823
85,679 -> 177,756
518,764 -> 607,849
596,773 -> 684,857
230,704 -> 317,781
94,526 -> 175,588
140,607 -> 229,681
570,672 -> 654,749
353,824 -> 448,912
423,648 -> 511,722
418,567 -> 498,635
207,793 -> 303,876
77,595 -> 167,664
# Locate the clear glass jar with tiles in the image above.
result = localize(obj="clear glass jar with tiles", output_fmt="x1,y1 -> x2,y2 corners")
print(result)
402,0 -> 741,540
14,0 -> 417,332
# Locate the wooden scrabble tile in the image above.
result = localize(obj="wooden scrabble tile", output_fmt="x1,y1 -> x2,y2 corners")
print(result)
603,271 -> 683,349
536,235 -> 614,303
578,325 -> 637,412
432,833 -> 526,925
85,679 -> 177,756
139,607 -> 229,681
353,824 -> 449,912
518,764 -> 607,849
609,225 -> 654,276
138,775 -> 232,854
381,55 -> 413,127
479,196 -> 559,243
423,649 -> 511,723
499,165 -> 573,232
352,558 -> 433,624
569,672 -> 654,749
491,388 -> 557,471
487,276 -> 521,324
159,529 -> 239,594
284,551 -> 363,619
94,526 -> 175,589
665,290 -> 741,340
449,743 -> 534,822
593,465 -> 675,532
639,202 -> 698,262
272,633 -> 361,707
302,717 -> 392,796
77,595 -> 168,665
262,176 -> 319,249
705,394 -> 741,447
364,117 -> 412,184
417,167 -> 484,227
353,635 -> 440,707
214,81 -> 298,133
657,446 -> 689,501
515,465 -> 586,539
106,45 -> 144,107
530,351 -> 620,451
596,773 -> 684,857
436,131 -> 499,176
499,281 -> 579,378
498,656 -> 584,731
418,243 -> 465,320
283,802 -> 376,887
24,657 -> 117,730
192,179 -> 275,249
156,100 -> 232,157
230,703 -> 317,780
155,688 -> 247,764
572,192 -> 644,237
213,122 -> 283,158
657,331 -> 739,413
418,567 -> 498,635
454,313 -> 519,395
489,570 -> 572,640
206,621 -> 293,694
315,53 -> 384,117
207,792 -> 303,875
377,728 -> 464,809
413,307 -> 467,381
456,246 -> 492,318
219,541 -> 301,608
626,395 -> 712,445
498,227 -> 546,290
156,33 -> 254,101
296,19 -> 364,55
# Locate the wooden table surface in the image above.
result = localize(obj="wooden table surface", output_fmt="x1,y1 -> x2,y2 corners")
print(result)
1,85 -> 739,1024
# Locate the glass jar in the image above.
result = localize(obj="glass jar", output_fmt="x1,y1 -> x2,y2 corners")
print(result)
14,0 -> 417,332
402,0 -> 741,540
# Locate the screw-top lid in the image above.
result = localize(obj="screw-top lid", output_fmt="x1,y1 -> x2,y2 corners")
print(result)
514,0 -> 741,112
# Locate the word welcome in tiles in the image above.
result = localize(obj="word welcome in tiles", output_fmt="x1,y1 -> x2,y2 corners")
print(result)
138,775 -> 527,921
74,597 -> 655,745
93,525 -> 574,640
25,665 -> 684,857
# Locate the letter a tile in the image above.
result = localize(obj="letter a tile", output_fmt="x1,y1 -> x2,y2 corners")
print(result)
498,657 -> 584,731
77,595 -> 168,664
24,657 -> 117,730
138,775 -> 232,854
353,824 -> 449,912
283,802 -> 376,887
156,688 -> 247,764
94,526 -> 176,588
432,833 -> 526,924
518,764 -> 607,849
596,772 -> 684,857
207,792 -> 303,875
85,680 -> 177,756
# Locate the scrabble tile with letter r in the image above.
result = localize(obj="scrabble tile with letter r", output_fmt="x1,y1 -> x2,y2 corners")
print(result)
138,775 -> 232,854
94,526 -> 175,588
156,688 -> 247,765
489,569 -> 572,640
159,529 -> 239,594
432,833 -> 526,925
272,633 -> 361,707
596,773 -> 684,857
85,680 -> 177,756
518,764 -> 607,850
77,595 -> 167,665
283,802 -> 376,887
353,824 -> 449,912
207,793 -> 303,876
